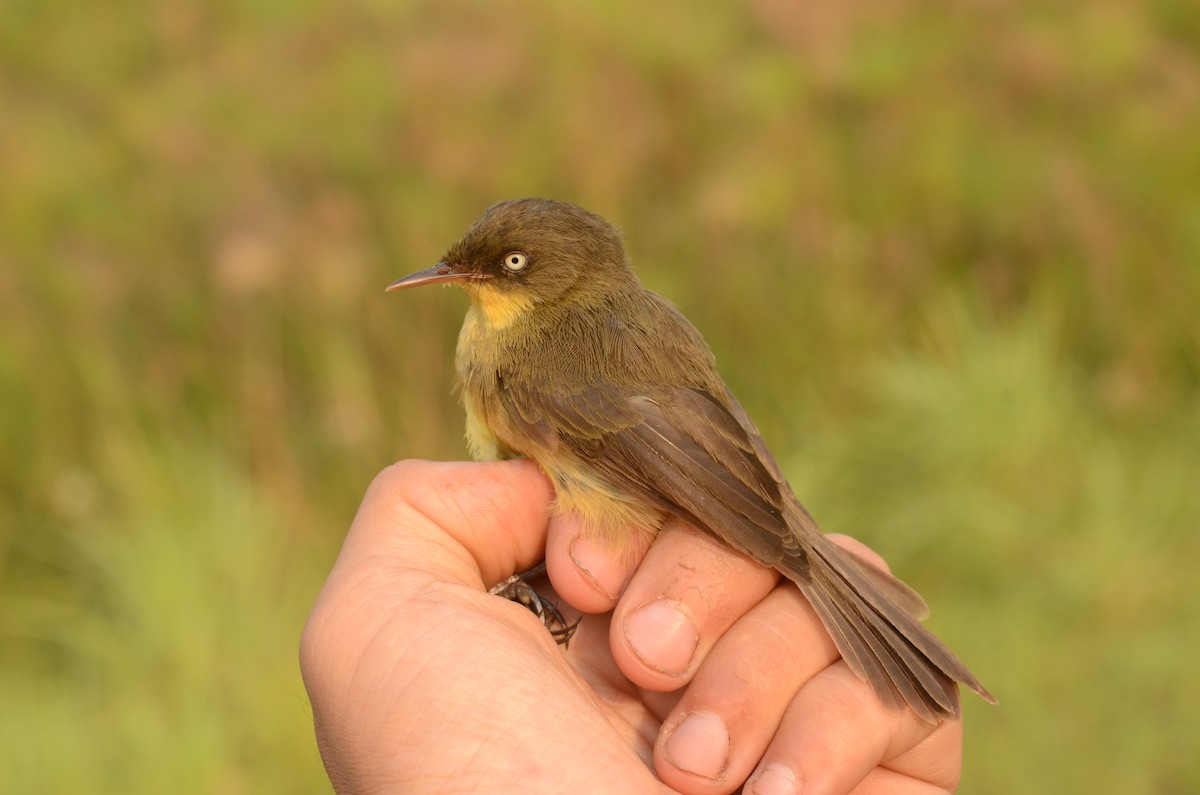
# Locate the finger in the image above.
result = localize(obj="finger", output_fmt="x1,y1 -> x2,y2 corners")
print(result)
546,512 -> 655,614
872,717 -> 963,793
651,584 -> 840,794
301,462 -> 675,795
610,518 -> 779,691
743,662 -> 957,795
337,459 -> 555,590
303,459 -> 561,706
848,765 -> 958,795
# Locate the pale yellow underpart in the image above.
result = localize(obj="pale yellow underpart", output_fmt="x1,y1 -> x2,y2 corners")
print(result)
458,283 -> 662,551
463,395 -> 502,461
463,393 -> 663,552
549,458 -> 665,548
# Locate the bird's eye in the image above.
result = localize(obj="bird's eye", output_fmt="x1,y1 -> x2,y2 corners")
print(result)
502,252 -> 528,272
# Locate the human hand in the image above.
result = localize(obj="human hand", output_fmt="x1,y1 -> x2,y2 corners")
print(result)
300,460 -> 964,793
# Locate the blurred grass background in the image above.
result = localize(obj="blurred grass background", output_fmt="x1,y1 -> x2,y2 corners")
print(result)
2,0 -> 1198,792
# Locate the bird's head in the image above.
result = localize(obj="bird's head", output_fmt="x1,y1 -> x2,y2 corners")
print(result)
387,198 -> 632,328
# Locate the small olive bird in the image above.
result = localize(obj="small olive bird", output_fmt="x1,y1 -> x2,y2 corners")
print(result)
387,198 -> 994,722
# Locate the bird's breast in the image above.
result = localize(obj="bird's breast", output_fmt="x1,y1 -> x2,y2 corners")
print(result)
455,308 -> 668,542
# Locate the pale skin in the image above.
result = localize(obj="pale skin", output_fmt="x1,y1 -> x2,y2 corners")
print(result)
300,459 -> 964,794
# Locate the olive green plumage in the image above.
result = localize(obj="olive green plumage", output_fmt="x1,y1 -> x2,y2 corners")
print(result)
389,198 -> 995,722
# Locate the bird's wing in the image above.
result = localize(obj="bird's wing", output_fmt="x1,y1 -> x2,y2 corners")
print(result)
502,376 -> 989,721
502,379 -> 800,567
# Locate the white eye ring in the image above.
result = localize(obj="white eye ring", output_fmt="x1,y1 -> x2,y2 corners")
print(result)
502,252 -> 528,272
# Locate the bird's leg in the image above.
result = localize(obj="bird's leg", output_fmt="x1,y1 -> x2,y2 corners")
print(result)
488,561 -> 580,646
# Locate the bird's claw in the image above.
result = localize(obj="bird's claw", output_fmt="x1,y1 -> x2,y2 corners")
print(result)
489,566 -> 580,646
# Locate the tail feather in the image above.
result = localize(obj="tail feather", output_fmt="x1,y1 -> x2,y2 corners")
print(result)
803,560 -> 952,721
799,572 -> 892,703
786,534 -> 996,722
836,546 -> 931,620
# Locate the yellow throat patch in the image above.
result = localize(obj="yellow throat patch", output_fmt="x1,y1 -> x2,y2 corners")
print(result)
465,282 -> 537,330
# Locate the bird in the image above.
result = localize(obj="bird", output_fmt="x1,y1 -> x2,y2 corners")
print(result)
387,197 -> 995,722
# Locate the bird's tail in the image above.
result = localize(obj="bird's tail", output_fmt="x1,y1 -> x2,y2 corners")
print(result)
785,528 -> 996,723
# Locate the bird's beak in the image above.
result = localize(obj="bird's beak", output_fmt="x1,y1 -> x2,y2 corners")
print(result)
385,262 -> 482,291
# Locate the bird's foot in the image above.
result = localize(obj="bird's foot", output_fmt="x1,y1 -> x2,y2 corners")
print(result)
489,562 -> 579,646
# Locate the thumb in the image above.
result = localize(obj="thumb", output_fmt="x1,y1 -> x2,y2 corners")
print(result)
334,458 -> 555,590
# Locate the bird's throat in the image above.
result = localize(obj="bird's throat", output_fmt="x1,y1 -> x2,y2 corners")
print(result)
465,282 -> 537,330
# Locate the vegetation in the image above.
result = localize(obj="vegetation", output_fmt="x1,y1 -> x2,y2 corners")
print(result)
2,1 -> 1197,791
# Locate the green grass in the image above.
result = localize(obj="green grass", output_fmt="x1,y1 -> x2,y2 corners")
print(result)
2,1 -> 1198,792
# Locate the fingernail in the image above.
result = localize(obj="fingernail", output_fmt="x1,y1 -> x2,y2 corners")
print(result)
624,599 -> 698,675
568,535 -> 629,601
663,709 -> 729,780
749,762 -> 798,795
